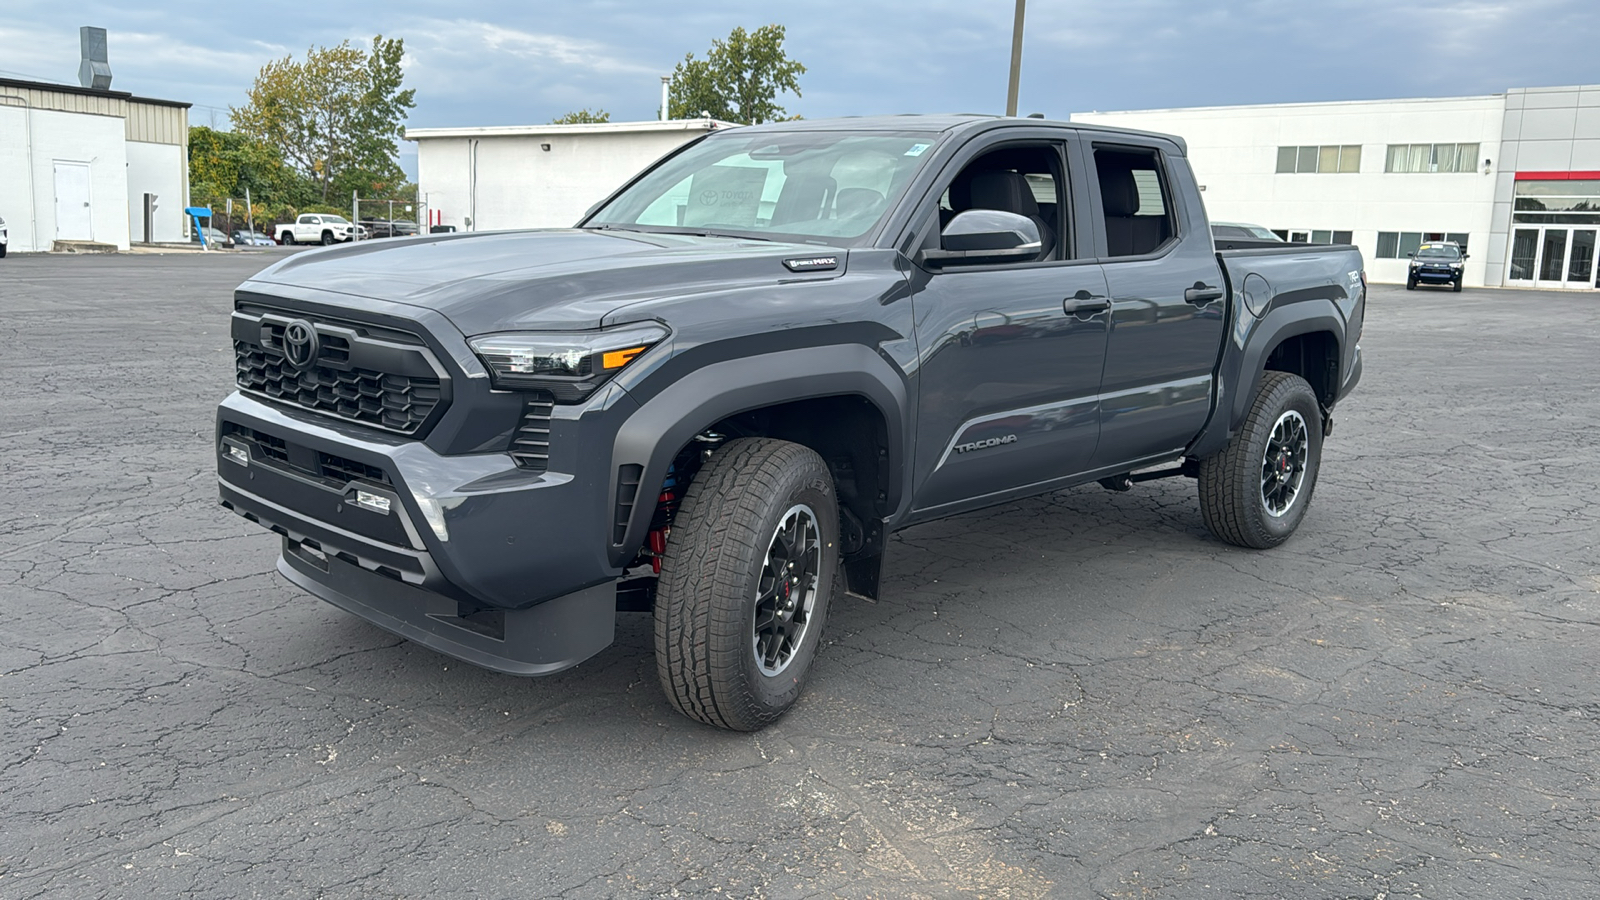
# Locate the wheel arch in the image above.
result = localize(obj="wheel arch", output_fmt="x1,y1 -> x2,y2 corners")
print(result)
1191,297 -> 1346,459
608,344 -> 909,571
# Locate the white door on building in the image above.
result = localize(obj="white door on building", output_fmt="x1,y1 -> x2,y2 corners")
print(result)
54,161 -> 94,241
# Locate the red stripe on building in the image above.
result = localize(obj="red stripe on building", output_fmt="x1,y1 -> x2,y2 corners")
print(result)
1514,171 -> 1600,181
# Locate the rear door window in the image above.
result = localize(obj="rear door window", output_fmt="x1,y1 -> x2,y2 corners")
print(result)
1092,146 -> 1177,257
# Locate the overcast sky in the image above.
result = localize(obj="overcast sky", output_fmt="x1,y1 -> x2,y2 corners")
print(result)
4,1 -> 1597,179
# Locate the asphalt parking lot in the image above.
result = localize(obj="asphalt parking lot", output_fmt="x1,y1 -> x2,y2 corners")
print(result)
2,250 -> 1598,899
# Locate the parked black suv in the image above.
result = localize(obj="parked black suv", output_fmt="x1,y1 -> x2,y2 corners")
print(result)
217,115 -> 1364,730
1406,241 -> 1466,291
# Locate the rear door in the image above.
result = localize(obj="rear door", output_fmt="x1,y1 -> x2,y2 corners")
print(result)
53,161 -> 93,241
1082,139 -> 1227,469
907,131 -> 1111,514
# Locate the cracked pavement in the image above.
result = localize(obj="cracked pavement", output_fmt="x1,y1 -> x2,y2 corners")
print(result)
2,251 -> 1597,898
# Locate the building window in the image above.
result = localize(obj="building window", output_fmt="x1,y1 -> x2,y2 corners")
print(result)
1376,231 -> 1470,257
1276,145 -> 1361,173
1510,179 -> 1600,226
1282,229 -> 1354,245
1384,143 -> 1480,173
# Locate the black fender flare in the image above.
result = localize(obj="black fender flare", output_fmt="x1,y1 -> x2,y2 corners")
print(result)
1190,295 -> 1346,460
607,344 -> 909,567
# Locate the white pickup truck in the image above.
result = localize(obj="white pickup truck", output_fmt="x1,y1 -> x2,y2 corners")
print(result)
276,214 -> 367,246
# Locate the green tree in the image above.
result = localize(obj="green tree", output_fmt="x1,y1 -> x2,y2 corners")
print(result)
187,125 -> 313,222
667,25 -> 805,124
231,35 -> 416,203
550,108 -> 610,124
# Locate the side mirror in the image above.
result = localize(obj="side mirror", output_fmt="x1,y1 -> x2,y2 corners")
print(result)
921,209 -> 1041,264
1406,252 -> 1415,258
1463,253 -> 1470,259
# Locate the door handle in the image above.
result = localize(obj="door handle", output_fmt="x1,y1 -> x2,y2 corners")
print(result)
1184,283 -> 1224,305
1063,290 -> 1110,317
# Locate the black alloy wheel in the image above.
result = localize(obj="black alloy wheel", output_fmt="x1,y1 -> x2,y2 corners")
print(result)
753,505 -> 823,677
1260,409 -> 1310,518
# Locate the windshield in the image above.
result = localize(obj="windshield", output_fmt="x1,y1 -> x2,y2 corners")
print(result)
585,130 -> 940,245
1416,245 -> 1461,260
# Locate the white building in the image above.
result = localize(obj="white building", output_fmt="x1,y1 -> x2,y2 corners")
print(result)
405,119 -> 734,233
1073,84 -> 1600,290
0,76 -> 190,252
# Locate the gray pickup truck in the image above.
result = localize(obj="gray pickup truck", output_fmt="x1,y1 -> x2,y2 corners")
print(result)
216,115 -> 1364,730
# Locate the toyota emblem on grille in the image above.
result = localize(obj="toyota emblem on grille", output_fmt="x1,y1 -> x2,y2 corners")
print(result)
282,320 -> 319,370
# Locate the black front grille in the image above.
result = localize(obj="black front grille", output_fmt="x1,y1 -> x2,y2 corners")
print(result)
232,306 -> 448,436
509,393 -> 555,472
317,451 -> 391,485
222,424 -> 392,486
234,341 -> 441,434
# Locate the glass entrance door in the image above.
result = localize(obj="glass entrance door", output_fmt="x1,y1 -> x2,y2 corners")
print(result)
1567,229 -> 1596,288
1509,227 -> 1600,289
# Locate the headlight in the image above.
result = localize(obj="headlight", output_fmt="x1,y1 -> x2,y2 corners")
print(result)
469,322 -> 668,401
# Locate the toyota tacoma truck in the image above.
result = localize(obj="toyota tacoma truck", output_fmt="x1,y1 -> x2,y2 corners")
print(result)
276,213 -> 366,246
216,115 -> 1364,731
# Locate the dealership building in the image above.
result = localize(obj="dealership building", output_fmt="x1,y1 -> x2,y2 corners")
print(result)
1073,84 -> 1600,290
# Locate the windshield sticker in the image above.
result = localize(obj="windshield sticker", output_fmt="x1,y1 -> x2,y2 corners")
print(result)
904,143 -> 930,157
683,165 -> 769,228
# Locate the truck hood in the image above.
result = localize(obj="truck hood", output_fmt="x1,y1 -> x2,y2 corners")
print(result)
244,229 -> 846,335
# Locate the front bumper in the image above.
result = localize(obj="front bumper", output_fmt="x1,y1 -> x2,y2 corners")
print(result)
1411,267 -> 1460,283
216,388 -> 635,674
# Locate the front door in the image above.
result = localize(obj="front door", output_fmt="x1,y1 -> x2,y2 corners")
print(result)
909,138 -> 1110,514
53,161 -> 93,241
1512,227 -> 1600,289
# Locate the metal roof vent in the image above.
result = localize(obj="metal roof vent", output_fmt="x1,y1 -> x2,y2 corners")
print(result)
78,26 -> 112,90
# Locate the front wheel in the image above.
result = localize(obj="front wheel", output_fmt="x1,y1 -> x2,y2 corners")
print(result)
1452,279 -> 1463,293
1197,371 -> 1323,549
1405,279 -> 1416,290
320,231 -> 335,246
655,438 -> 839,731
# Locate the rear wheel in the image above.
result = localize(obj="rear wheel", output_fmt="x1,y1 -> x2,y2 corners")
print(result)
282,232 -> 294,246
655,438 -> 839,731
1198,371 -> 1323,549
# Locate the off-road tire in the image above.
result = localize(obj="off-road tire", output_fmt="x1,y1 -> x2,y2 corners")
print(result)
1405,278 -> 1415,290
282,232 -> 294,246
1452,279 -> 1463,292
320,231 -> 335,246
655,438 -> 839,731
1198,371 -> 1323,549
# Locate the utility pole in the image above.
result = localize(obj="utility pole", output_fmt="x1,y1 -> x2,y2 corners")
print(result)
1005,0 -> 1026,117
